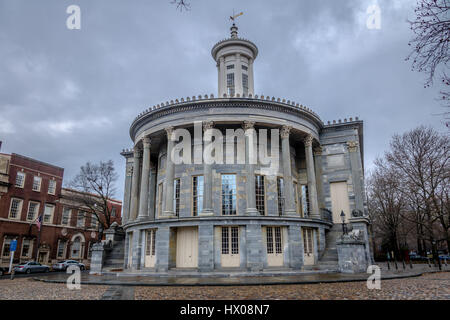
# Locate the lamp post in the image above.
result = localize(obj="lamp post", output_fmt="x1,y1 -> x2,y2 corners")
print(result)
431,239 -> 442,271
340,210 -> 347,235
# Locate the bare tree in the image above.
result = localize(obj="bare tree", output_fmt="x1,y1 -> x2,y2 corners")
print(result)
407,0 -> 450,124
67,160 -> 119,236
171,0 -> 190,11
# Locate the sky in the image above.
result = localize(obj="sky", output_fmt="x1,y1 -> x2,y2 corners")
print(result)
0,0 -> 447,199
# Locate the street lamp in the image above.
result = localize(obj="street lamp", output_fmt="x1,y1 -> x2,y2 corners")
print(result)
340,210 -> 347,235
431,239 -> 442,271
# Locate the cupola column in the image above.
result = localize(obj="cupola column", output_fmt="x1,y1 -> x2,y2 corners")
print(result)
137,136 -> 151,219
235,53 -> 243,96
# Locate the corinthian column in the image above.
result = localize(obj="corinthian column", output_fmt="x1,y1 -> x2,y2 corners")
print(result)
163,127 -> 176,217
281,125 -> 297,216
200,121 -> 214,216
129,146 -> 142,221
137,136 -> 151,220
304,135 -> 320,219
243,121 -> 259,216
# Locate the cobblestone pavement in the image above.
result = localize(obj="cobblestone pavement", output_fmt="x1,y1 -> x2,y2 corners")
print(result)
0,278 -> 108,300
134,272 -> 450,300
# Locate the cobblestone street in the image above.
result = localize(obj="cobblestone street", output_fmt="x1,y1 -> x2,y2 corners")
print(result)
134,272 -> 450,300
0,272 -> 448,300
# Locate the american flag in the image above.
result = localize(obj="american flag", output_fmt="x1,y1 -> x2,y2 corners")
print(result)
35,214 -> 43,231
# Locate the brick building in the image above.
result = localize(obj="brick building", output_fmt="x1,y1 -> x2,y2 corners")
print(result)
0,153 -> 122,268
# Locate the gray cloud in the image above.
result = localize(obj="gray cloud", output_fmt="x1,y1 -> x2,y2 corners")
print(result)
0,0 -> 446,197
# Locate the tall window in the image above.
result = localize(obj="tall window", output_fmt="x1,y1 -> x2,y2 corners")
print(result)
91,215 -> 98,229
226,64 -> 234,70
43,204 -> 55,224
15,172 -> 25,188
277,177 -> 285,216
9,198 -> 23,219
71,237 -> 81,258
227,73 -> 235,96
255,175 -> 265,215
77,211 -> 85,228
111,207 -> 116,217
145,229 -> 156,256
242,73 -> 249,96
241,65 -> 248,71
266,227 -> 283,254
293,181 -> 299,214
221,174 -> 237,215
21,239 -> 32,258
222,226 -> 240,255
61,207 -> 71,225
192,176 -> 204,216
173,179 -> 180,216
32,176 -> 42,192
300,185 -> 309,217
27,201 -> 40,221
2,238 -> 12,257
303,228 -> 313,254
48,179 -> 56,195
57,240 -> 66,258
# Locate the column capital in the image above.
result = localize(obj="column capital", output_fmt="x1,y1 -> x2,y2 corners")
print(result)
304,134 -> 313,147
203,121 -> 214,131
242,120 -> 255,131
133,146 -> 142,158
280,125 -> 292,139
313,146 -> 323,155
142,136 -> 151,148
165,126 -> 174,139
347,141 -> 359,152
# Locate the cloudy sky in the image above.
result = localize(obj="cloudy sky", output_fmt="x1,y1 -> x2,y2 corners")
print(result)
0,0 -> 447,198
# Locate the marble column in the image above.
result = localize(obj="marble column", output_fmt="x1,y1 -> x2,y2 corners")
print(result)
137,136 -> 151,220
148,167 -> 157,220
200,121 -> 214,216
347,141 -> 365,213
129,146 -> 142,221
244,121 -> 259,215
281,125 -> 297,216
314,146 -> 324,210
163,127 -> 176,217
304,135 -> 320,218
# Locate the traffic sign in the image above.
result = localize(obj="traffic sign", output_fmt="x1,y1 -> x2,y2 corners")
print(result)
10,240 -> 17,252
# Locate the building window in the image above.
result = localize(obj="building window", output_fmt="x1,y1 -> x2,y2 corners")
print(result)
241,65 -> 248,71
9,198 -> 23,219
192,176 -> 204,216
32,176 -> 42,192
77,212 -> 85,228
57,240 -> 66,258
293,181 -> 300,214
71,237 -> 81,259
61,207 -> 71,225
111,207 -> 116,217
221,226 -> 239,256
27,201 -> 40,221
91,215 -> 98,229
255,175 -> 265,215
226,64 -> 234,69
157,183 -> 163,217
15,172 -> 25,188
300,185 -> 309,217
146,229 -> 156,256
173,179 -> 180,216
227,73 -> 235,96
48,179 -> 56,195
242,73 -> 248,96
2,238 -> 12,257
21,239 -> 33,258
277,177 -> 285,216
266,226 -> 282,254
43,204 -> 55,224
303,228 -> 313,254
221,174 -> 237,215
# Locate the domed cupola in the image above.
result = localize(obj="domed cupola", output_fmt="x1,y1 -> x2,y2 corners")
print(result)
211,22 -> 258,98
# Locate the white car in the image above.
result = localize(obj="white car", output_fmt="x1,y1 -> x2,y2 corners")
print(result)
52,260 -> 85,271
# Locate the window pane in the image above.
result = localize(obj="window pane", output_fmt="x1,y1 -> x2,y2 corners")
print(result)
301,185 -> 309,217
277,178 -> 285,216
231,227 -> 239,254
221,227 -> 229,254
10,199 -> 22,219
192,176 -> 204,216
173,179 -> 180,216
15,172 -> 25,187
48,180 -> 56,194
275,227 -> 282,254
242,73 -> 248,96
221,175 -> 236,215
266,227 -> 273,254
32,176 -> 41,191
27,202 -> 39,220
227,73 -> 235,96
255,175 -> 265,215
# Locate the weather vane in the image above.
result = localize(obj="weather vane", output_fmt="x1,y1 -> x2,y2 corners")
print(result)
230,10 -> 243,22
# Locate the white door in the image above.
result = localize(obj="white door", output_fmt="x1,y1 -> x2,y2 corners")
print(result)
221,226 -> 240,267
144,229 -> 156,268
265,226 -> 284,267
330,181 -> 351,223
176,227 -> 198,268
303,228 -> 315,265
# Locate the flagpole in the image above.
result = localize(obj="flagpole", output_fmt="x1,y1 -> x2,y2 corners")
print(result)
34,215 -> 43,262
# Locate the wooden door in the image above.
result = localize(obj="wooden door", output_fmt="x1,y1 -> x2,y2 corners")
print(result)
144,229 -> 156,268
221,226 -> 240,267
330,181 -> 350,223
176,227 -> 198,268
303,228 -> 315,265
265,226 -> 284,267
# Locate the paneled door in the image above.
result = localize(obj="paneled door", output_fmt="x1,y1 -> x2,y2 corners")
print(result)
330,181 -> 351,223
144,229 -> 156,268
221,226 -> 240,267
176,227 -> 198,268
303,228 -> 315,265
265,226 -> 284,267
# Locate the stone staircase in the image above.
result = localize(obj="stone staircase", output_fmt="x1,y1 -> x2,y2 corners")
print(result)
316,224 -> 342,271
103,239 -> 125,270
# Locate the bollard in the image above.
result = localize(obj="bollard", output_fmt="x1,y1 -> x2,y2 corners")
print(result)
387,261 -> 390,270
427,258 -> 431,268
409,259 -> 413,269
394,260 -> 398,270
10,269 -> 15,280
402,260 -> 406,270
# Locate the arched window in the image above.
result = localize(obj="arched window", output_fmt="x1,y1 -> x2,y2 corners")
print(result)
70,234 -> 85,259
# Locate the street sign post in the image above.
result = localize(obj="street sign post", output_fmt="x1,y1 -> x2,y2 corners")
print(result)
8,239 -> 17,273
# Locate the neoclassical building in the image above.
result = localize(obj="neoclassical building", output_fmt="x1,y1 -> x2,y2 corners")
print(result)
118,24 -> 372,274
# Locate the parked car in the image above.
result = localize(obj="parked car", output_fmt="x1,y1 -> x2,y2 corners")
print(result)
0,266 -> 8,276
439,254 -> 450,261
52,260 -> 85,271
13,261 -> 50,274
409,254 -> 428,261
